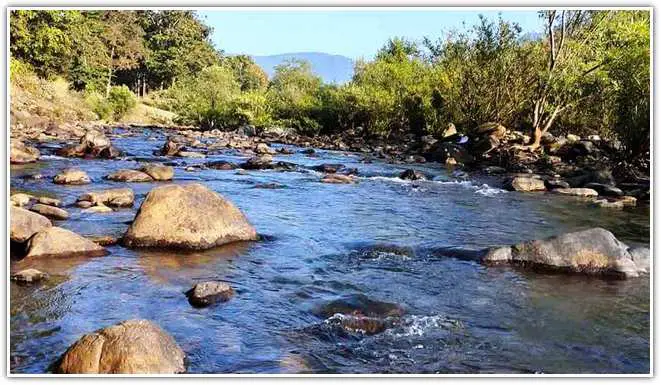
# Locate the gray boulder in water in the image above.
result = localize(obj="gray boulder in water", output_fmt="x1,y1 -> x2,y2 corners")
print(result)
482,228 -> 647,278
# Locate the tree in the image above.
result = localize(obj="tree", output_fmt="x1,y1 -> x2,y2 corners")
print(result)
96,11 -> 146,97
224,55 -> 269,92
267,60 -> 323,134
525,10 -> 614,149
138,11 -> 221,92
9,10 -> 82,77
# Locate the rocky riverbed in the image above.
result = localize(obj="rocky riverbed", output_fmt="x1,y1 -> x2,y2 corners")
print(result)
9,125 -> 650,374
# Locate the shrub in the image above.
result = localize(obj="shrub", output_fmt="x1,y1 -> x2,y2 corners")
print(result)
107,85 -> 137,120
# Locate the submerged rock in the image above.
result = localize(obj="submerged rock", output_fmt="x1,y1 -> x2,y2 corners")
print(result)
11,268 -> 49,283
88,235 -> 120,246
482,228 -> 643,278
399,169 -> 427,181
53,168 -> 91,185
205,160 -> 238,170
324,313 -> 390,335
55,319 -> 185,374
315,294 -> 405,319
10,140 -> 40,164
312,163 -> 346,174
320,174 -> 357,184
241,155 -> 273,170
185,281 -> 234,307
10,206 -> 52,243
26,227 -> 107,258
123,183 -> 258,250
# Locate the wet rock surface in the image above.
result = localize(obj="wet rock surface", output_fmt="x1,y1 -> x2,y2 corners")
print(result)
483,228 -> 645,278
123,183 -> 258,249
185,281 -> 234,307
55,319 -> 185,374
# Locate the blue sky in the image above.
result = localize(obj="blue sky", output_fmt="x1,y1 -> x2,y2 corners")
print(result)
198,9 -> 544,59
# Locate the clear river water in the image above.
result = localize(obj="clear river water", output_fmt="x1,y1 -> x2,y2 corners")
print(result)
9,128 -> 650,374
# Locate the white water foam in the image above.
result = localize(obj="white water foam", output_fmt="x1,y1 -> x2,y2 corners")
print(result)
365,176 -> 507,196
39,155 -> 66,160
386,315 -> 463,338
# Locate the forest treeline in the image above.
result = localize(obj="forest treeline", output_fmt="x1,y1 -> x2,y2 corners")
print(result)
9,10 -> 650,159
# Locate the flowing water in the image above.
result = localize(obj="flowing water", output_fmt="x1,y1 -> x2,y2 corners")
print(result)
9,128 -> 651,374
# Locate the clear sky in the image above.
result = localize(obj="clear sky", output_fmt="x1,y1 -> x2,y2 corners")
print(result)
198,9 -> 544,59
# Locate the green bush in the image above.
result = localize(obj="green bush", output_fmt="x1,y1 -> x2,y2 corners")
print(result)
84,86 -> 137,121
107,85 -> 137,120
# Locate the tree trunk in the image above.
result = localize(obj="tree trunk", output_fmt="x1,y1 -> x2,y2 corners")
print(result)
105,47 -> 115,98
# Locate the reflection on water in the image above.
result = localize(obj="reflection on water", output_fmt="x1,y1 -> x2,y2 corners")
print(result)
9,130 -> 650,374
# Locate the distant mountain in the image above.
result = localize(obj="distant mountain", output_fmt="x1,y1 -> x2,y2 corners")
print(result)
251,52 -> 354,84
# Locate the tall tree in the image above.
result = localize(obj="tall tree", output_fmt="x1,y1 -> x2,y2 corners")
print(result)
525,10 -> 614,149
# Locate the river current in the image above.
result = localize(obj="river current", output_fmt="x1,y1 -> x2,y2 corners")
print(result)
9,128 -> 650,374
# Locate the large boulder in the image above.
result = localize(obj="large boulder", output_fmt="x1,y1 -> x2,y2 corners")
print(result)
53,168 -> 91,185
26,227 -> 107,258
106,169 -> 154,182
482,228 -> 643,278
10,140 -> 40,164
78,188 -> 135,207
123,183 -> 258,249
55,319 -> 185,374
10,206 -> 52,243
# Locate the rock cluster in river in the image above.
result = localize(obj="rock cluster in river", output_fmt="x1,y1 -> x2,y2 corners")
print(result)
57,129 -> 121,159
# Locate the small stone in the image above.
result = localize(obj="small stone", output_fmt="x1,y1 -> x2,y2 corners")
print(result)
552,188 -> 599,197
11,269 -> 49,283
83,204 -> 114,214
37,197 -> 61,207
140,163 -> 174,181
399,169 -> 427,181
592,199 -> 625,209
321,174 -> 356,184
88,235 -> 119,246
53,168 -> 91,185
30,204 -> 69,220
106,169 -> 154,182
185,281 -> 234,307
177,151 -> 206,158
76,201 -> 94,208
11,193 -> 33,207
504,176 -> 545,192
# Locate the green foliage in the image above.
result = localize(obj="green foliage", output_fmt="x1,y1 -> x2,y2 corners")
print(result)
107,85 -> 138,119
267,60 -> 323,135
85,86 -> 137,120
166,65 -> 241,129
9,10 -> 651,159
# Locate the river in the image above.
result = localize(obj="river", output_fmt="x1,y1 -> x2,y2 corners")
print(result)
9,127 -> 650,374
